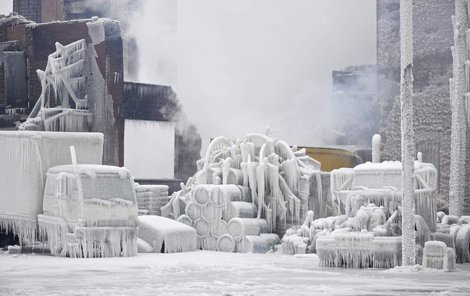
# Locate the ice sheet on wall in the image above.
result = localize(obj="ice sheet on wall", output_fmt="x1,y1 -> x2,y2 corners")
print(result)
124,119 -> 175,179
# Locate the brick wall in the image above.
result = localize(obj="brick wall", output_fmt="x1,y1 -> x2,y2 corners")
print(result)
377,0 -> 454,204
13,0 -> 41,23
41,0 -> 64,22
0,17 -> 124,166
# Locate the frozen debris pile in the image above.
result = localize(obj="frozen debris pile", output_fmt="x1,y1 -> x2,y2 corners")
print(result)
135,184 -> 170,215
137,215 -> 197,253
331,161 -> 438,231
422,241 -> 455,271
162,134 -> 327,252
0,131 -> 103,245
432,213 -> 470,263
282,151 -> 440,269
38,165 -> 138,258
19,39 -> 92,132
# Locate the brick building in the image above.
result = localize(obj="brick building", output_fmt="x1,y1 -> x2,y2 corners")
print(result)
0,14 -> 201,183
0,15 -> 124,165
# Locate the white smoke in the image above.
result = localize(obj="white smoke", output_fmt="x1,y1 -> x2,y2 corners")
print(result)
174,0 -> 377,150
2,0 -> 377,152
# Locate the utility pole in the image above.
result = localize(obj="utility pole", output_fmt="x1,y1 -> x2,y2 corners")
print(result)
450,0 -> 468,217
400,0 -> 415,266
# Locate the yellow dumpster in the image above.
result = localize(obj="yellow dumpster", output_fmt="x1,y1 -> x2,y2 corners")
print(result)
300,146 -> 370,172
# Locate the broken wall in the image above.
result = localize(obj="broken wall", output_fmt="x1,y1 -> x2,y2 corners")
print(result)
0,17 -> 124,166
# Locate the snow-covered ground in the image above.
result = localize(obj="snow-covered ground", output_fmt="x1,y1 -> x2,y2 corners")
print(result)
1,251 -> 470,296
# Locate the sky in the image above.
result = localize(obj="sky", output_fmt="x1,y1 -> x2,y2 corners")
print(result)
0,1 -> 12,15
0,0 -> 376,151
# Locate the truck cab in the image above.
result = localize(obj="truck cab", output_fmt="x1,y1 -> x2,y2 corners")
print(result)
38,164 -> 138,258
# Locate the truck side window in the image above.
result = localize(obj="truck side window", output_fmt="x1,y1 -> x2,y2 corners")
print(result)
45,177 -> 56,196
66,176 -> 77,198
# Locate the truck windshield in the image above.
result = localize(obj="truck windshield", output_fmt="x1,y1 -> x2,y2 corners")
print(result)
80,174 -> 135,201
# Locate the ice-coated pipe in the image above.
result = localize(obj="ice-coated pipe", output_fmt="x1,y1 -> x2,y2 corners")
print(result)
371,134 -> 381,163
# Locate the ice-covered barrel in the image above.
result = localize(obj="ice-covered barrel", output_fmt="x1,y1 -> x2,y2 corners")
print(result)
177,214 -> 193,227
223,202 -> 257,221
241,233 -> 280,253
217,234 -> 236,252
227,218 -> 269,239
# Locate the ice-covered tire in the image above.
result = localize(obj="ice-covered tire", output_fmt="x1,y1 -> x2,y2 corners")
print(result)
177,215 -> 193,227
455,224 -> 470,263
217,234 -> 235,252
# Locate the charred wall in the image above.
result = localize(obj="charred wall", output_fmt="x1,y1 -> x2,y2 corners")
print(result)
0,16 -> 124,166
13,0 -> 64,23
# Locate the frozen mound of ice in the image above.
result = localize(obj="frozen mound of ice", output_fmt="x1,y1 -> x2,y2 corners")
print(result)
161,134 -> 323,252
331,160 -> 438,231
432,214 -> 470,263
135,184 -> 169,216
138,215 -> 197,253
422,241 -> 455,271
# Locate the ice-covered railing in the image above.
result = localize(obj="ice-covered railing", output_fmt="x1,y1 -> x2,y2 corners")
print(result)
330,160 -> 438,231
20,39 -> 90,132
32,39 -> 87,115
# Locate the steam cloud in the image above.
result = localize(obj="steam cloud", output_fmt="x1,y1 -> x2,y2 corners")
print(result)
0,0 -> 377,152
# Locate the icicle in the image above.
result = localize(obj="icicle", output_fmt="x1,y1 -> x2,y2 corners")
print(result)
256,159 -> 267,218
465,61 -> 470,92
465,93 -> 470,126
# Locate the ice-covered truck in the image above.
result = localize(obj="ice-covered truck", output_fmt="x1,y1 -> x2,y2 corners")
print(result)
0,131 -> 138,257
38,164 -> 138,257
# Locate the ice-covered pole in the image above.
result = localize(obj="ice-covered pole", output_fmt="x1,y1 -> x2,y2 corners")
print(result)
372,134 -> 381,163
449,0 -> 468,217
400,0 -> 415,266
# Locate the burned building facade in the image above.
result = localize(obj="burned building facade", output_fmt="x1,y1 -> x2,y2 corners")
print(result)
0,15 -> 124,165
0,12 -> 200,183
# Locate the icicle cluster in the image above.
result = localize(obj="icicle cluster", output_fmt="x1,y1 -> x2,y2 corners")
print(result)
162,134 -> 324,253
38,215 -> 137,258
422,241 -> 455,271
20,39 -> 91,132
433,212 -> 470,264
0,131 -> 103,245
330,161 -> 438,231
137,215 -> 197,253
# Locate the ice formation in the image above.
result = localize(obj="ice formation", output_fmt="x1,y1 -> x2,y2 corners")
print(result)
400,0 -> 416,266
330,161 -> 438,231
135,184 -> 170,215
372,134 -> 381,163
19,39 -> 91,132
137,215 -> 197,253
38,164 -> 138,257
161,134 -> 324,253
0,131 -> 103,245
450,0 -> 469,217
282,153 -> 439,268
422,241 -> 455,271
